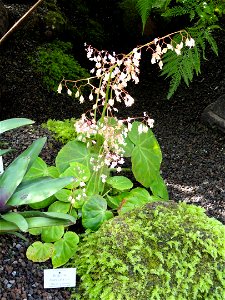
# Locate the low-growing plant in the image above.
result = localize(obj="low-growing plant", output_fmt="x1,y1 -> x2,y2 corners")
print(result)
0,118 -> 76,246
29,40 -> 90,92
70,201 -> 225,299
25,30 -> 196,268
42,118 -> 77,144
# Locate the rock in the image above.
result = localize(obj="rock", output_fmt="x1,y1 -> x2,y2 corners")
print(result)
201,95 -> 225,132
0,1 -> 9,37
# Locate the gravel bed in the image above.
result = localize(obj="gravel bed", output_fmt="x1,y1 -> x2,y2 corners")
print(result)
0,1 -> 225,298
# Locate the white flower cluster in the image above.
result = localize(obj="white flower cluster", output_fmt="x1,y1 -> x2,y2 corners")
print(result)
150,36 -> 195,69
84,45 -> 142,110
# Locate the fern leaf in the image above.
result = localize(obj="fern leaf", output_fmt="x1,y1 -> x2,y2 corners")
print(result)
136,0 -> 154,31
204,31 -> 218,56
167,73 -> 181,100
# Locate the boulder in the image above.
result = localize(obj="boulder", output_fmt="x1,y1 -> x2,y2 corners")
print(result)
201,95 -> 225,132
0,1 -> 9,37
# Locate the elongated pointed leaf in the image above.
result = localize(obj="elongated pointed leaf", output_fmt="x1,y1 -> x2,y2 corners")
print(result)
0,212 -> 76,232
0,148 -> 12,156
1,212 -> 28,232
14,137 -> 47,172
7,176 -> 75,206
0,156 -> 30,209
0,118 -> 34,134
20,211 -> 76,222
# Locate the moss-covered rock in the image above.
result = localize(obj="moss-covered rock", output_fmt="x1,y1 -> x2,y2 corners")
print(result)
71,201 -> 225,300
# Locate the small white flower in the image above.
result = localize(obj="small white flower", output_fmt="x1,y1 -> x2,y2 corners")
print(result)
185,37 -> 195,48
158,60 -> 163,69
147,118 -> 154,128
89,93 -> 94,101
79,95 -> 85,103
108,99 -> 114,106
100,174 -> 107,183
75,90 -> 80,98
79,181 -> 86,187
167,44 -> 173,50
117,167 -> 122,172
67,89 -> 72,96
57,83 -> 62,94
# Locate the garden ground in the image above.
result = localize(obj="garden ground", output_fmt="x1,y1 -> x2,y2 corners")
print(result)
0,8 -> 225,299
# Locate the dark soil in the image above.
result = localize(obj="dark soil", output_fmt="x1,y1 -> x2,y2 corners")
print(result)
0,2 -> 225,299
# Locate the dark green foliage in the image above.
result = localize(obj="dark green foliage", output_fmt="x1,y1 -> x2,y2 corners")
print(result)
42,118 -> 77,144
162,26 -> 218,99
121,0 -> 224,98
29,40 -> 89,92
70,201 -> 225,299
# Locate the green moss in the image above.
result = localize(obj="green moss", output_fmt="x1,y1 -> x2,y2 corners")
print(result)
29,40 -> 89,92
70,201 -> 225,299
42,118 -> 77,144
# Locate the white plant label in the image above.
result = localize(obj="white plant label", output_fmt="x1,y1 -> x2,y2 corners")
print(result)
44,268 -> 76,288
0,156 -> 4,174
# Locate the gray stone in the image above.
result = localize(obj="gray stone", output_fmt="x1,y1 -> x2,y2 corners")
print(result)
201,95 -> 225,132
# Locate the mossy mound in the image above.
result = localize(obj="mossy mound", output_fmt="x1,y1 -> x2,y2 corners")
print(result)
71,201 -> 225,300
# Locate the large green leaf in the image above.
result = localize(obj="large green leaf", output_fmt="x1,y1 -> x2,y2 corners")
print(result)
106,176 -> 133,191
56,140 -> 90,173
41,225 -> 64,242
128,122 -> 162,187
52,231 -> 79,268
7,176 -> 74,206
118,188 -> 160,214
26,241 -> 54,262
24,157 -> 49,181
48,201 -> 71,214
60,162 -> 91,189
82,195 -> 113,230
107,191 -> 130,209
0,156 -> 30,208
0,211 -> 76,232
0,118 -> 34,134
1,212 -> 28,232
55,189 -> 71,202
13,137 -> 47,172
28,195 -> 56,210
149,173 -> 169,200
0,148 -> 12,156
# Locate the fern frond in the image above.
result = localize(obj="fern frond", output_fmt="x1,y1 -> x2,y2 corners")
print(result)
161,41 -> 201,99
166,72 -> 181,100
136,0 -> 154,31
204,31 -> 218,55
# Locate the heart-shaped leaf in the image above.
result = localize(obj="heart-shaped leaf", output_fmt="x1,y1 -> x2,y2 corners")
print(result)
48,201 -> 71,214
41,225 -> 65,242
24,157 -> 49,181
129,122 -> 162,187
52,231 -> 79,268
60,162 -> 90,189
55,189 -> 71,202
118,187 -> 160,214
82,195 -> 113,230
56,141 -> 90,173
26,241 -> 54,262
106,176 -> 133,191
